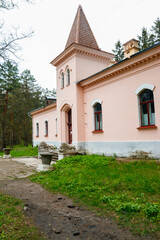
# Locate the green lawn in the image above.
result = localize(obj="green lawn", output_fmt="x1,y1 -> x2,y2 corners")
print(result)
0,193 -> 46,240
30,155 -> 160,239
0,145 -> 38,157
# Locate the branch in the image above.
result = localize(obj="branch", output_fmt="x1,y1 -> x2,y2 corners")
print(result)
0,27 -> 34,60
0,0 -> 35,10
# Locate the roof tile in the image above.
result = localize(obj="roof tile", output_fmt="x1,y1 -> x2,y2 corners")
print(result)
65,5 -> 99,50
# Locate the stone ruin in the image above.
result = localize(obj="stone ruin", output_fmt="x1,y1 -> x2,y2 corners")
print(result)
38,141 -> 57,153
59,143 -> 76,153
38,142 -> 84,162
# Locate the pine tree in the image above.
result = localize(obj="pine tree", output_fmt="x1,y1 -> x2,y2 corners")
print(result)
112,40 -> 124,62
151,17 -> 160,44
137,27 -> 152,51
0,60 -> 20,150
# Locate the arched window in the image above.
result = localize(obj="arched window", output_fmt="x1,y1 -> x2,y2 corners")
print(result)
55,117 -> 58,136
36,123 -> 39,137
61,72 -> 64,88
94,103 -> 102,131
140,89 -> 155,126
66,68 -> 70,85
45,120 -> 48,136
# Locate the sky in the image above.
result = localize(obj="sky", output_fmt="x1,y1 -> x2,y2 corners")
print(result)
2,0 -> 160,90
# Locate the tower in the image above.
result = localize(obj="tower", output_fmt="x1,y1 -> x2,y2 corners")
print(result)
51,5 -> 114,147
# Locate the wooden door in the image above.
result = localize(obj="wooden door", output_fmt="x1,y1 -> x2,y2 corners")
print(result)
68,109 -> 72,144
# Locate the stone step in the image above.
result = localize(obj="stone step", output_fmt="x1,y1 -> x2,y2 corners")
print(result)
52,152 -> 58,162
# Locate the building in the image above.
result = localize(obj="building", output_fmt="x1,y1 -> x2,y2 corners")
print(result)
30,5 -> 160,159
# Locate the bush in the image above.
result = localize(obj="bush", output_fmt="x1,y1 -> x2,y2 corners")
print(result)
145,203 -> 159,218
116,202 -> 141,213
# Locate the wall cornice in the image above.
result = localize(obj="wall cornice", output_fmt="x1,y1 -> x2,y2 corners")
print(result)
51,43 -> 113,67
30,103 -> 57,116
79,51 -> 160,89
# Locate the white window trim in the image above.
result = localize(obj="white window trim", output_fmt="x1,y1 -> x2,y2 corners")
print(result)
91,98 -> 102,107
55,117 -> 58,135
44,120 -> 48,136
61,72 -> 64,88
135,84 -> 154,95
91,99 -> 103,131
66,68 -> 70,86
135,84 -> 155,127
36,122 -> 39,136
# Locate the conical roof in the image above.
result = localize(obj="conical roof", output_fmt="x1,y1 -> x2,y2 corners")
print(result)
65,5 -> 100,50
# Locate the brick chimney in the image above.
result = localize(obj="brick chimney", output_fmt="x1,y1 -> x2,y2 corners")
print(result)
123,39 -> 139,58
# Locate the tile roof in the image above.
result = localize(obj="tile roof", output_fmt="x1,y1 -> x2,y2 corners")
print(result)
65,5 -> 99,50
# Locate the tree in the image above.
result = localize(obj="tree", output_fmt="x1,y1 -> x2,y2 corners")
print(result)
137,27 -> 152,51
0,60 -> 20,150
0,0 -> 33,10
14,69 -> 39,146
9,70 -> 55,146
0,0 -> 34,61
112,40 -> 124,62
151,17 -> 160,44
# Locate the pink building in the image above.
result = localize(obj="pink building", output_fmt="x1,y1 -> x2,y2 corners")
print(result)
30,5 -> 160,159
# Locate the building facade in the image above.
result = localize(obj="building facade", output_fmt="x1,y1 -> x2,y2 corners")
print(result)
30,5 -> 160,159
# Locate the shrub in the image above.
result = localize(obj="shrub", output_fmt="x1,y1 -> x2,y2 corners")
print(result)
116,202 -> 141,213
145,203 -> 159,218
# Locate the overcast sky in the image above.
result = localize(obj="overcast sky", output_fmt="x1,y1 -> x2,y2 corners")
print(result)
2,0 -> 160,90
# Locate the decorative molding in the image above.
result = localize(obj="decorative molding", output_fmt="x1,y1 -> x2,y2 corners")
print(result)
79,52 -> 160,89
58,69 -> 64,79
59,100 -> 73,111
30,102 -> 57,116
135,83 -> 155,95
91,98 -> 102,106
52,46 -> 111,67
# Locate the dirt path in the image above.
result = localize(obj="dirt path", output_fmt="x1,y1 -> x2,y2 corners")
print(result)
0,158 -> 152,240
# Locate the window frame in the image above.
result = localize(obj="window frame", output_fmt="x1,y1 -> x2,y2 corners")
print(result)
55,117 -> 58,137
135,84 -> 156,129
61,72 -> 64,89
66,68 -> 70,86
91,99 -> 103,133
139,89 -> 155,127
94,103 -> 102,131
45,120 -> 48,137
36,122 -> 39,137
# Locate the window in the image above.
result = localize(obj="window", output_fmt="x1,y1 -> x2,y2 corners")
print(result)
94,103 -> 102,131
61,72 -> 64,88
140,89 -> 155,126
45,120 -> 48,136
55,118 -> 57,136
66,68 -> 70,85
36,123 -> 39,137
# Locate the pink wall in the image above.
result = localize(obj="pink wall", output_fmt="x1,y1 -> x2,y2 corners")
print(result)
55,46 -> 113,145
32,107 -> 57,144
75,53 -> 110,81
83,57 -> 160,142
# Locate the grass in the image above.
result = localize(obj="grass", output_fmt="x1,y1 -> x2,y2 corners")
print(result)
0,145 -> 38,158
0,193 -> 46,240
30,154 -> 160,239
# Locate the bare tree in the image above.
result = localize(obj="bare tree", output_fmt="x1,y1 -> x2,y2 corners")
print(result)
0,0 -> 34,10
0,27 -> 34,60
0,0 -> 34,60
